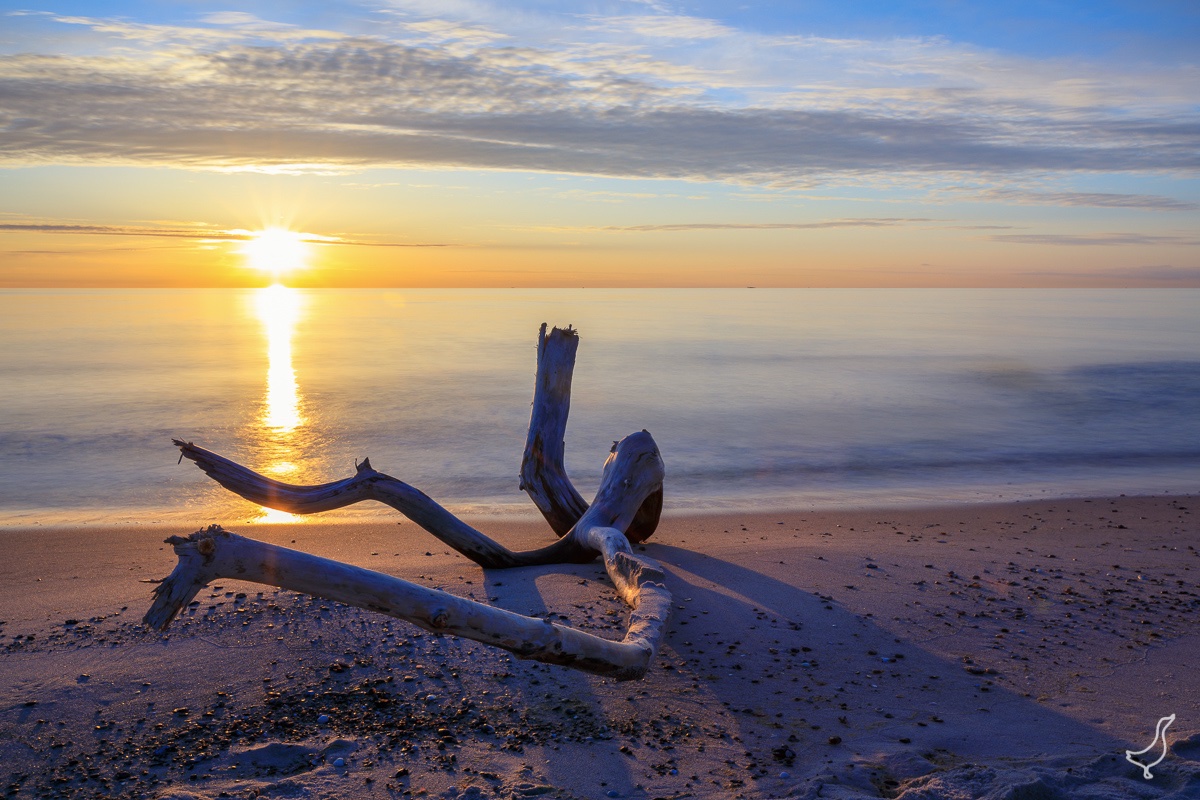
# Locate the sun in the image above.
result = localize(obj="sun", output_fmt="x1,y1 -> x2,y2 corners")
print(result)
242,228 -> 309,280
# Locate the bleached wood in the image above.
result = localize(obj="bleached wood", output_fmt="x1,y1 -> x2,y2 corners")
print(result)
155,325 -> 672,679
152,433 -> 669,679
145,523 -> 666,680
521,323 -> 588,535
173,440 -> 588,568
519,324 -> 662,543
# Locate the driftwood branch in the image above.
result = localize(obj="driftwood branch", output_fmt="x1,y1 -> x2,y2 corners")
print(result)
519,323 -> 662,543
172,440 -> 588,568
520,323 -> 588,535
145,520 -> 668,680
150,325 -> 672,679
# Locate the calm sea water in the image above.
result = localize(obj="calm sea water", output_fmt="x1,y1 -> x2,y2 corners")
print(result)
1,288 -> 1198,527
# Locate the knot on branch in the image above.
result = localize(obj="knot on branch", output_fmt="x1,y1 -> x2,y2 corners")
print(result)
164,524 -> 229,552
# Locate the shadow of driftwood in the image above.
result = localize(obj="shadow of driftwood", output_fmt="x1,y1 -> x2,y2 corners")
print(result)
481,561 -> 645,794
638,541 -> 1193,796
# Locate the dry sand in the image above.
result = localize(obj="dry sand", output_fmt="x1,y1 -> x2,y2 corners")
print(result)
2,495 -> 1199,799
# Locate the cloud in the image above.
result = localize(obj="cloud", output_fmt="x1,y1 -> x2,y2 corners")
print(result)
1106,265 -> 1200,282
990,233 -> 1200,246
0,222 -> 454,247
1025,264 -> 1200,283
199,12 -> 296,31
0,13 -> 1197,187
326,239 -> 454,248
588,15 -> 736,40
0,223 -> 251,240
399,18 -> 510,46
975,190 -> 1197,211
3,245 -> 187,255
554,189 -> 667,202
593,217 -> 937,232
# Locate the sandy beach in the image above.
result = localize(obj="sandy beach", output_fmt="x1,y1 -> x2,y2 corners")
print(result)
2,495 -> 1198,799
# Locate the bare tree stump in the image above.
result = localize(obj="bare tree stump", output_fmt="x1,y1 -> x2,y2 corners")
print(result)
147,326 -> 671,680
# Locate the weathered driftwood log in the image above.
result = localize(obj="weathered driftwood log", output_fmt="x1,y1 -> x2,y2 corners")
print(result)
520,323 -> 589,535
520,323 -> 662,543
148,326 -> 671,680
145,509 -> 669,679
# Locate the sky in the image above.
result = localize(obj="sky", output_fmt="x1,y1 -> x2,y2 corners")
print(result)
1,1 -> 1197,288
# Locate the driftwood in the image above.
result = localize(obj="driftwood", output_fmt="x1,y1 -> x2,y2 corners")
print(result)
146,325 -> 670,680
521,325 -> 662,543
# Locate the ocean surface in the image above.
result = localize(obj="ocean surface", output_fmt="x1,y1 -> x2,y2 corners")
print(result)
1,288 -> 1198,527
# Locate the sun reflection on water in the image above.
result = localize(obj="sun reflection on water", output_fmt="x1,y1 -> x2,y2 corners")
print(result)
252,284 -> 306,523
256,284 -> 304,431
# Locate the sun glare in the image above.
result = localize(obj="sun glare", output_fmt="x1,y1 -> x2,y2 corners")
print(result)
243,228 -> 308,279
250,283 -> 306,524
254,284 -> 304,431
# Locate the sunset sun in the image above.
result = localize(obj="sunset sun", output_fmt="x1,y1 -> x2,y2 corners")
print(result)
242,227 -> 309,280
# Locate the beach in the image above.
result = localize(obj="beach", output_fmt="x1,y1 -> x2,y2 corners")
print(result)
3,495 -> 1198,799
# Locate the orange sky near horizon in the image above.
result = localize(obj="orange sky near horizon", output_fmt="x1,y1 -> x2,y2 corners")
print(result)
3,218 -> 1195,289
2,168 -> 1195,289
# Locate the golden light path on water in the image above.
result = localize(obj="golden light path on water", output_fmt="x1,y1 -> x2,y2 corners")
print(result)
256,284 -> 303,433
253,284 -> 305,523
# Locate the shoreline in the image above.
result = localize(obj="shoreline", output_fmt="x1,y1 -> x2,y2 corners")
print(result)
6,485 -> 1200,531
2,494 -> 1198,798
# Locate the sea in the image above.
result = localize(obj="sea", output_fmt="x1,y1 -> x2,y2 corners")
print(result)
1,288 -> 1198,528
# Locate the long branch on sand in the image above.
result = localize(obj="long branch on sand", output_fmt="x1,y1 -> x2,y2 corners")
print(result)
145,324 -> 671,680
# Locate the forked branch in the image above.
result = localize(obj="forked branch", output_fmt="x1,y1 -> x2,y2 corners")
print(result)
151,325 -> 673,679
519,324 -> 662,542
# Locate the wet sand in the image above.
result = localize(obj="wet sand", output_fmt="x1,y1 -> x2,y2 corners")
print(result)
2,495 -> 1199,798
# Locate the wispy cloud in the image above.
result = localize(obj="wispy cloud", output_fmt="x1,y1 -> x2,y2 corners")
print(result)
0,222 -> 455,247
0,12 -> 1196,188
554,189 -> 669,202
1025,265 -> 1200,283
3,245 -> 191,255
587,14 -> 736,40
0,223 -> 252,240
991,233 -> 1200,246
973,190 -> 1197,211
199,12 -> 297,32
1107,265 -> 1200,282
593,217 -> 937,232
